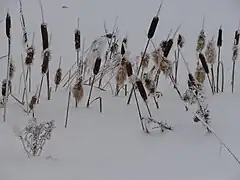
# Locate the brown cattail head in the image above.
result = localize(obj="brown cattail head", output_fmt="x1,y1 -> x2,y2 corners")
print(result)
217,27 -> 222,47
93,57 -> 101,75
160,40 -> 168,53
196,30 -> 206,52
6,12 -> 11,39
136,80 -> 148,102
54,68 -> 62,86
163,39 -> 173,58
232,44 -> 238,61
75,29 -> 81,51
116,64 -> 127,86
205,37 -> 216,65
125,61 -> 133,77
2,79 -> 12,97
41,49 -> 51,74
121,38 -> 127,56
41,23 -> 49,51
195,65 -> 206,84
25,46 -> 35,65
199,53 -> 209,74
143,73 -> 155,94
151,47 -> 163,66
9,60 -> 15,80
159,58 -> 173,77
234,30 -> 240,45
188,73 -> 196,87
29,95 -> 37,110
147,16 -> 159,39
72,78 -> 84,104
177,34 -> 185,48
141,52 -> 150,68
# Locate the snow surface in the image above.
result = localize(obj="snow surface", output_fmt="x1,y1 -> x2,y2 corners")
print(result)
1,0 -> 240,179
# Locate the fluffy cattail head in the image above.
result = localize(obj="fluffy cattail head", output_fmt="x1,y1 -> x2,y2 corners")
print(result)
29,95 -> 37,110
232,44 -> 238,61
75,29 -> 81,51
41,23 -> 49,51
151,47 -> 163,66
72,78 -> 84,104
196,30 -> 206,52
205,37 -> 217,64
141,52 -> 150,68
159,58 -> 173,77
143,73 -> 155,94
54,68 -> 62,86
116,64 -> 127,86
195,65 -> 206,84
9,60 -> 15,80
41,49 -> 51,74
110,42 -> 118,54
1,79 -> 11,97
25,46 -> 35,66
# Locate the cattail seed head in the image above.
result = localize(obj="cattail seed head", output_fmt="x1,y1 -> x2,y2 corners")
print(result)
232,44 -> 238,61
196,30 -> 206,52
93,57 -> 101,75
72,78 -> 84,104
54,68 -> 62,86
199,53 -> 209,74
121,38 -> 127,56
159,58 -> 173,77
41,49 -> 51,74
205,37 -> 217,64
143,73 -> 156,95
217,27 -> 222,47
75,29 -> 81,51
29,95 -> 37,110
141,52 -> 150,68
136,80 -> 148,102
163,39 -> 173,58
125,61 -> 133,77
25,46 -> 35,66
41,23 -> 49,51
177,34 -> 185,48
6,12 -> 11,39
234,30 -> 240,45
9,60 -> 15,80
195,65 -> 206,84
151,47 -> 163,66
116,64 -> 127,87
147,16 -> 159,39
2,79 -> 11,97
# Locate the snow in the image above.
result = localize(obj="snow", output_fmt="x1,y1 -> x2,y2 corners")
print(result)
1,0 -> 240,179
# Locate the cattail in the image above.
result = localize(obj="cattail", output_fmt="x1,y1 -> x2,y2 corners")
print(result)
93,57 -> 101,75
217,28 -> 222,47
148,16 -> 159,39
9,60 -> 15,79
116,64 -> 127,88
2,79 -> 11,97
75,29 -> 81,51
135,80 -> 147,102
29,95 -> 37,110
141,52 -> 150,68
6,12 -> 11,39
177,34 -> 185,48
163,39 -> 173,58
143,73 -> 156,95
159,58 -> 173,77
234,30 -> 240,45
232,44 -> 238,61
195,65 -> 206,84
41,49 -> 51,74
41,23 -> 49,50
199,53 -> 209,74
25,46 -> 35,65
54,68 -> 62,87
72,78 -> 84,107
196,30 -> 206,52
121,38 -> 127,56
205,37 -> 217,65
151,47 -> 163,66
126,61 -> 133,77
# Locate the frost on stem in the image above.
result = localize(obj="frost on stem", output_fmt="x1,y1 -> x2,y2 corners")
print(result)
18,118 -> 55,157
205,37 -> 217,65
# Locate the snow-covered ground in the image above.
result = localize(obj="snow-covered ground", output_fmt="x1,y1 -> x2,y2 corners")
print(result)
1,0 -> 240,179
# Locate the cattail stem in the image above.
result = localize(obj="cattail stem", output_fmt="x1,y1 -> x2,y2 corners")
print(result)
232,60 -> 236,93
60,62 -> 77,84
127,38 -> 150,105
28,66 -> 31,92
210,65 -> 215,92
37,75 -> 44,104
18,72 -> 23,95
46,71 -> 50,100
89,96 -> 103,113
216,46 -> 221,93
174,48 -> 180,84
207,74 -> 214,95
133,85 -> 144,131
21,68 -> 28,103
65,70 -> 71,128
86,75 -> 96,108
21,54 -> 29,114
